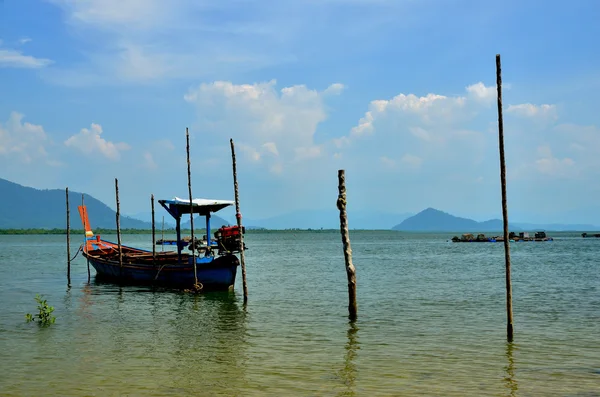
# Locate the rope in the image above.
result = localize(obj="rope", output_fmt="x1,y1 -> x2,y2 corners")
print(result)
154,262 -> 170,281
69,245 -> 83,262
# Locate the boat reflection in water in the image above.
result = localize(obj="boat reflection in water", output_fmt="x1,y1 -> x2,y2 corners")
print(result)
70,284 -> 249,396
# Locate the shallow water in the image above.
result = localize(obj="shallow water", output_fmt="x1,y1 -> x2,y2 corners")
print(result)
0,231 -> 598,396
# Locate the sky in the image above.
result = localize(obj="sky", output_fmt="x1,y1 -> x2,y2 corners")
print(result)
1,0 -> 600,224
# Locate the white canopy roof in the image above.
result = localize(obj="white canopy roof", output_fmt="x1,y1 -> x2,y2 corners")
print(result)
172,197 -> 235,207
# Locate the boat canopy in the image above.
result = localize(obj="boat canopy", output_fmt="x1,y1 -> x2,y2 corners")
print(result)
159,197 -> 234,217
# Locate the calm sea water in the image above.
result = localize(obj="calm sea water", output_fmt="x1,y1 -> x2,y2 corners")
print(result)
0,231 -> 598,396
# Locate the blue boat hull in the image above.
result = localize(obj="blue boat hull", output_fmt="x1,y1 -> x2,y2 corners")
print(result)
85,253 -> 239,290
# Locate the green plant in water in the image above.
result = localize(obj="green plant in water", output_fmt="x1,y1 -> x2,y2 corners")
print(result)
25,294 -> 56,326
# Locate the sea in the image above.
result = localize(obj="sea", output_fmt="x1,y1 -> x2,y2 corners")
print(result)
0,231 -> 598,396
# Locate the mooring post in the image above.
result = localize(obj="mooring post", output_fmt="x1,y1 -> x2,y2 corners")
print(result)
115,178 -> 123,279
161,216 -> 165,252
82,194 -> 90,282
66,187 -> 71,286
337,170 -> 357,320
496,54 -> 514,342
151,194 -> 156,268
230,139 -> 248,303
186,128 -> 198,289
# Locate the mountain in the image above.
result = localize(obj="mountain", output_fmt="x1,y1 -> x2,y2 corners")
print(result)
0,178 -> 151,229
181,215 -> 232,229
392,208 -> 598,232
244,209 -> 413,230
392,208 -> 518,232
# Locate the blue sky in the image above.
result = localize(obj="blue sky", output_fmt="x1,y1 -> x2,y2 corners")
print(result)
1,0 -> 600,224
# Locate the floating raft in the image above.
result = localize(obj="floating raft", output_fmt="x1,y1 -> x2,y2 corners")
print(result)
451,232 -> 553,243
582,233 -> 600,238
156,236 -> 192,246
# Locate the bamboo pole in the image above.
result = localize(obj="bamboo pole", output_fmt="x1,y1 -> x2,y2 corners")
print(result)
186,128 -> 198,288
115,178 -> 123,279
496,54 -> 514,342
337,170 -> 357,320
230,139 -> 248,303
66,187 -> 71,285
83,194 -> 90,281
151,194 -> 156,268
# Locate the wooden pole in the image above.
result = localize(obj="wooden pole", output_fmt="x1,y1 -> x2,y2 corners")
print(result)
230,139 -> 248,303
115,178 -> 123,279
161,216 -> 165,252
186,128 -> 198,288
66,187 -> 71,285
496,54 -> 514,342
337,170 -> 357,320
83,194 -> 90,282
151,194 -> 156,268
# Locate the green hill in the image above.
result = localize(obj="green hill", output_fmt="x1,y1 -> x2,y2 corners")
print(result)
392,208 -> 516,232
0,178 -> 151,230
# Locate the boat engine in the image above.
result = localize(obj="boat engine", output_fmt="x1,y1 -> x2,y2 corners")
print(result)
215,225 -> 246,254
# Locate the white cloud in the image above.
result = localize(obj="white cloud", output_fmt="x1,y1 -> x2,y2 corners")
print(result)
401,153 -> 423,169
0,49 -> 52,69
466,82 -> 496,104
0,112 -> 51,164
535,145 -> 575,177
143,152 -> 157,170
507,103 -> 557,120
323,83 -> 345,95
64,123 -> 130,160
18,38 -> 32,45
45,0 -> 297,84
185,80 -> 339,172
380,156 -> 396,168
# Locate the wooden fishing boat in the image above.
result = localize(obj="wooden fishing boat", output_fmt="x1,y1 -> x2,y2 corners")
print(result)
77,197 -> 245,290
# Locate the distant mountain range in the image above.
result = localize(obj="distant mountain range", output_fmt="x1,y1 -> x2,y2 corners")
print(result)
1,178 -> 597,231
0,178 -> 150,229
242,209 -> 413,230
393,208 -> 598,232
128,211 -> 230,230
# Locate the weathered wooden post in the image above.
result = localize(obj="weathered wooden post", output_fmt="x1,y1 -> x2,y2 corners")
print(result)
230,139 -> 248,303
82,194 -> 90,281
496,53 -> 514,342
337,170 -> 357,320
151,194 -> 156,268
115,178 -> 123,279
186,128 -> 199,289
66,187 -> 71,285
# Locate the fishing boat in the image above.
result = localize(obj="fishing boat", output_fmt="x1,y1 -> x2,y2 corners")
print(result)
77,197 -> 245,290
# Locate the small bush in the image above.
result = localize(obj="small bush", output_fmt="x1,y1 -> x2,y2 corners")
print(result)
26,294 -> 56,326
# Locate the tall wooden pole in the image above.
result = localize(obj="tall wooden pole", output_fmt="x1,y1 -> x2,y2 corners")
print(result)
161,216 -> 165,252
83,194 -> 90,281
337,170 -> 357,320
151,194 -> 156,268
115,178 -> 123,279
496,54 -> 514,342
186,128 -> 198,288
66,187 -> 71,285
230,139 -> 248,303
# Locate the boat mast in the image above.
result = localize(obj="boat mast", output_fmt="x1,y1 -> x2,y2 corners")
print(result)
206,212 -> 211,254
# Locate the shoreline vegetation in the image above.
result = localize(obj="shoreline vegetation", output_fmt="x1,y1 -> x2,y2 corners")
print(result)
0,228 -> 597,235
0,228 -> 350,235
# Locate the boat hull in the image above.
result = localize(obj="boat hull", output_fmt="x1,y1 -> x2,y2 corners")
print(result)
84,252 -> 239,290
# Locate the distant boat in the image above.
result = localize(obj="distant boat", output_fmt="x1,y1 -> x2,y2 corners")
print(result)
582,232 -> 600,238
451,231 -> 553,243
77,197 -> 245,290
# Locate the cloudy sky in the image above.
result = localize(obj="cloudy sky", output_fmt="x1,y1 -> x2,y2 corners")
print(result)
1,0 -> 599,223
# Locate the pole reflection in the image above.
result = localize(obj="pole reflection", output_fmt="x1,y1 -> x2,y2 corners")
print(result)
338,320 -> 360,397
504,342 -> 518,397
